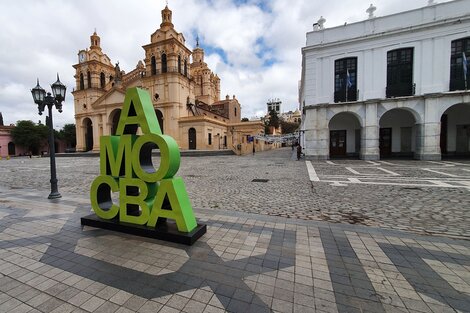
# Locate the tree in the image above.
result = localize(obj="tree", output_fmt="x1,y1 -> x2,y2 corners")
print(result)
280,120 -> 300,134
241,117 -> 249,122
58,123 -> 76,148
10,120 -> 48,154
268,110 -> 279,128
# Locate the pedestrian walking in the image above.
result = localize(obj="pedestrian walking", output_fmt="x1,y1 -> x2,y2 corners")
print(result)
297,144 -> 302,160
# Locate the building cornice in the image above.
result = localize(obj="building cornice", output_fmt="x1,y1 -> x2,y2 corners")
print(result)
303,15 -> 470,52
178,115 -> 228,127
304,90 -> 470,109
142,38 -> 192,55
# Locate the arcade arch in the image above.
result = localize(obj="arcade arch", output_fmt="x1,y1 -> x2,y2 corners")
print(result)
83,118 -> 93,152
440,103 -> 470,157
109,109 -> 121,135
379,108 -> 417,158
328,112 -> 362,158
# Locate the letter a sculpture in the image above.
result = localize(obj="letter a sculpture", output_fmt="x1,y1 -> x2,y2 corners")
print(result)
81,87 -> 206,245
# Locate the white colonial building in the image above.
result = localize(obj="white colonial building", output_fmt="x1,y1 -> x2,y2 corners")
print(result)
299,0 -> 470,160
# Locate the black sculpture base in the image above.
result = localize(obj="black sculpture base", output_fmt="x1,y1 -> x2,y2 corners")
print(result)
80,214 -> 206,246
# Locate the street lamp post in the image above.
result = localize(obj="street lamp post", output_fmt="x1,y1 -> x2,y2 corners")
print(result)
31,74 -> 66,199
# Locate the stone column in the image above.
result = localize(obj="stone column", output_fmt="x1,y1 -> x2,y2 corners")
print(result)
92,117 -> 101,152
415,95 -> 441,160
76,124 -> 85,152
415,122 -> 441,160
360,100 -> 380,160
304,106 -> 329,159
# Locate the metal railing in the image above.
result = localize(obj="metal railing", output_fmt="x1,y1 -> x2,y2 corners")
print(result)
149,66 -> 191,79
386,83 -> 415,98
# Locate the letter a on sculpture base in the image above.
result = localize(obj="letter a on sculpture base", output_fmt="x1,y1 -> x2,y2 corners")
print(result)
81,87 -> 206,245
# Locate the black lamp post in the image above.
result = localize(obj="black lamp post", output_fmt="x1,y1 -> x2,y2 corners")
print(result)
31,74 -> 66,199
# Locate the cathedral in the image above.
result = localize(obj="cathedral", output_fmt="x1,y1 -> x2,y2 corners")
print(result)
72,5 -> 263,153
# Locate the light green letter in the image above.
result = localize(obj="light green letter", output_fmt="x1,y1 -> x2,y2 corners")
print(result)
115,87 -> 162,136
119,177 -> 150,225
90,175 -> 120,220
100,135 -> 134,177
148,177 -> 197,232
131,133 -> 181,182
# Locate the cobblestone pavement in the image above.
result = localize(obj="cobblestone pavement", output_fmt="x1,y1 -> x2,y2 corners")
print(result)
0,189 -> 469,312
0,148 -> 469,238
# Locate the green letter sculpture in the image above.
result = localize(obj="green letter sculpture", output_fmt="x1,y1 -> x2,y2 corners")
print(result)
84,87 -> 205,244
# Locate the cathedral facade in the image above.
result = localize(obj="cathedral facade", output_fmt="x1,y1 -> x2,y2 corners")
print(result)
72,5 -> 263,153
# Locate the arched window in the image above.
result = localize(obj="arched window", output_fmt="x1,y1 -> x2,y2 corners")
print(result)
87,71 -> 91,88
234,107 -> 237,117
161,53 -> 167,73
450,37 -> 470,91
184,59 -> 188,77
386,48 -> 414,97
100,72 -> 106,89
151,56 -> 156,75
334,57 -> 357,102
155,109 -> 164,134
84,118 -> 93,152
80,73 -> 84,90
178,55 -> 182,74
110,109 -> 121,135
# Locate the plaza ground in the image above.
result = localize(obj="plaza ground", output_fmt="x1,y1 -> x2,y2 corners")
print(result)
0,148 -> 469,312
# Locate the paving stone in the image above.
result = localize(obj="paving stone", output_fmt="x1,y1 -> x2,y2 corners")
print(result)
36,297 -> 65,312
137,300 -> 163,313
50,303 -> 78,313
191,289 -> 213,303
109,290 -> 133,305
1,151 -> 470,313
166,294 -> 190,310
68,291 -> 93,307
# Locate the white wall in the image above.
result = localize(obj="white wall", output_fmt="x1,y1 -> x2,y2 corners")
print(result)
300,0 -> 470,107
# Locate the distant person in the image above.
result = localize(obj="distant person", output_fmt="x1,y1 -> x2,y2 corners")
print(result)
252,144 -> 255,155
291,142 -> 294,150
297,144 -> 302,160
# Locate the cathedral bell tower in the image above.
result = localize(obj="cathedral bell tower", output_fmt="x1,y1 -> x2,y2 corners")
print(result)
160,5 -> 174,29
90,31 -> 101,51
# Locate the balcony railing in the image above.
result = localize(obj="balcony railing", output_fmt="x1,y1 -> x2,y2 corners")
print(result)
386,83 -> 415,98
449,78 -> 468,91
334,89 -> 358,103
150,67 -> 191,79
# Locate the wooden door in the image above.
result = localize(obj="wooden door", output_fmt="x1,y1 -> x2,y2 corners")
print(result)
330,130 -> 347,157
440,114 -> 448,154
188,128 -> 196,150
380,128 -> 392,157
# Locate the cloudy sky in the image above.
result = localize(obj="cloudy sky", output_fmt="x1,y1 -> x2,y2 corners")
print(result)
0,0 -> 450,129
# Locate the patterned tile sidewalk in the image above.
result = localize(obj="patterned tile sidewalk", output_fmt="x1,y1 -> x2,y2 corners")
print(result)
0,188 -> 469,312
